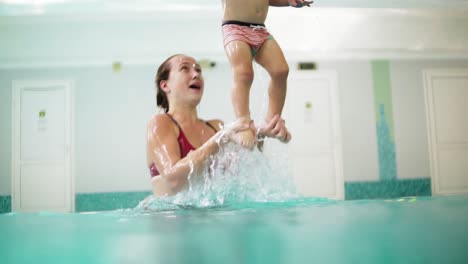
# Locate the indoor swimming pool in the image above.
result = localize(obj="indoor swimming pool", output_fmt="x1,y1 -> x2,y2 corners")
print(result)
1,194 -> 467,264
1,2 -> 468,264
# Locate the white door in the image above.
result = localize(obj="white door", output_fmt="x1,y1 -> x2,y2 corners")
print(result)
424,69 -> 468,195
285,70 -> 344,200
12,80 -> 74,212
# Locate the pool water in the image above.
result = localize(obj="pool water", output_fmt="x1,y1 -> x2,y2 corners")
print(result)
1,195 -> 467,264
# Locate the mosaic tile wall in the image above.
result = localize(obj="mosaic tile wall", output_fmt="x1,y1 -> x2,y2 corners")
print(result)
345,179 -> 431,200
372,60 -> 398,181
0,181 -> 433,213
0,195 -> 11,214
75,191 -> 152,212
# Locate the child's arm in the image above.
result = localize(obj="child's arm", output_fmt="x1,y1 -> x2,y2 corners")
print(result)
269,0 -> 313,7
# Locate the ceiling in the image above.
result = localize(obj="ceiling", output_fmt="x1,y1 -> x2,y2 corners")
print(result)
1,0 -> 468,16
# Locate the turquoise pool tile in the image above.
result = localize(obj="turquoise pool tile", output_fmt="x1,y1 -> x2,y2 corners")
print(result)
2,180 -> 434,214
345,178 -> 431,200
75,191 -> 152,212
0,195 -> 11,214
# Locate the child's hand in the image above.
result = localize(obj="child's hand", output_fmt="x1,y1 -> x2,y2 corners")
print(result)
288,0 -> 313,8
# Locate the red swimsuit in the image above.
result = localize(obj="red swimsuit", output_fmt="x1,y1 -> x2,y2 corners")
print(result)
150,114 -> 217,177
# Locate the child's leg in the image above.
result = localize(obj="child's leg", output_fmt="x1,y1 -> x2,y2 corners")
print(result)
224,40 -> 256,148
225,40 -> 254,119
254,39 -> 291,142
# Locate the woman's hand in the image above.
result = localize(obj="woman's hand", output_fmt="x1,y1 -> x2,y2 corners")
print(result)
288,0 -> 313,7
217,118 -> 255,146
257,115 -> 291,143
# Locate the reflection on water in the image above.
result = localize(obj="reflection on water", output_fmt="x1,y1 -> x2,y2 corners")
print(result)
1,137 -> 468,263
1,195 -> 468,264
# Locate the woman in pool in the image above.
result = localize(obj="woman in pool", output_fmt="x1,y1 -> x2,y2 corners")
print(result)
147,54 -> 290,196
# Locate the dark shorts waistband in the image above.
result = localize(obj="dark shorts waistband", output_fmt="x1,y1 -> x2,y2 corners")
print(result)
222,20 -> 266,27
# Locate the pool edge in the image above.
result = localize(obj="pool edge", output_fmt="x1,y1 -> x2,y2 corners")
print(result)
0,179 -> 432,213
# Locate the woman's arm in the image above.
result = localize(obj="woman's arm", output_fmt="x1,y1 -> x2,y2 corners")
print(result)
269,0 -> 312,7
147,116 -> 247,195
269,0 -> 290,7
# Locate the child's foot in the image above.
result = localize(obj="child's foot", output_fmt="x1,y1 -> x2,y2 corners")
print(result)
232,117 -> 256,149
234,129 -> 256,149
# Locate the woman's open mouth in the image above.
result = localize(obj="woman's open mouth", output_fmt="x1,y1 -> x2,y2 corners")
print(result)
189,84 -> 201,90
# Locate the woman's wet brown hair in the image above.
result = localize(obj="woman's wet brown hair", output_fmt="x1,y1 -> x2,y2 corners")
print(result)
155,54 -> 183,113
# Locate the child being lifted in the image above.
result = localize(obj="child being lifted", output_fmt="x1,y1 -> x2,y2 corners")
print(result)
222,0 -> 312,148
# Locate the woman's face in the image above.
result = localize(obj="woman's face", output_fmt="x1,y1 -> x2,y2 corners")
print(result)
165,55 -> 204,107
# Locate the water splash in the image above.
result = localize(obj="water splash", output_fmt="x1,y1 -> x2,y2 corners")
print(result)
136,136 -> 304,212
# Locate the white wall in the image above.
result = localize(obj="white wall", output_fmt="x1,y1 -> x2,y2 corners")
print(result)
200,61 -> 273,123
315,60 -> 380,181
267,8 -> 468,60
391,60 -> 468,179
0,66 -> 157,193
0,61 -> 280,194
2,58 -> 468,194
2,8 -> 468,67
1,7 -> 468,194
0,11 -> 225,67
198,61 -> 235,122
74,65 -> 156,192
0,74 -> 12,195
